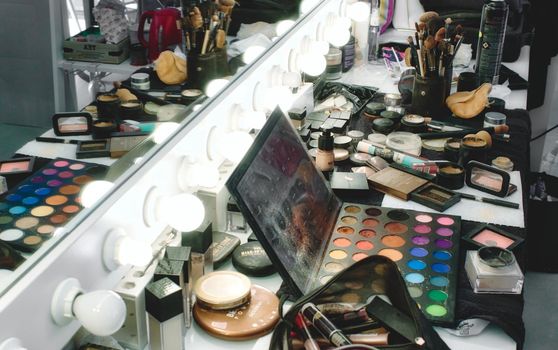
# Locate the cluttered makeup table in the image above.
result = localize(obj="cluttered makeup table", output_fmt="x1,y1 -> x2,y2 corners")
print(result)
183,48 -> 530,349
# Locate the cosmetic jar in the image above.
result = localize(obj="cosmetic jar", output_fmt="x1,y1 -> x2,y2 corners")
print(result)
325,48 -> 342,80
492,156 -> 514,171
488,97 -> 506,112
380,110 -> 403,125
349,152 -> 372,165
181,89 -> 203,105
334,148 -> 350,162
347,130 -> 364,148
400,114 -> 427,133
194,271 -> 252,310
92,120 -> 117,139
444,138 -> 462,163
457,72 -> 479,92
386,132 -> 422,156
96,93 -> 121,120
484,112 -> 507,128
367,133 -> 387,145
459,137 -> 488,165
384,93 -> 402,107
131,72 -> 150,90
120,100 -> 143,120
372,118 -> 395,135
363,102 -> 385,119
465,248 -> 524,294
334,135 -> 352,149
436,162 -> 465,189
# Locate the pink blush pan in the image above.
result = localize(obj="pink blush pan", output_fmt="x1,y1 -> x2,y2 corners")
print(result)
472,229 -> 515,249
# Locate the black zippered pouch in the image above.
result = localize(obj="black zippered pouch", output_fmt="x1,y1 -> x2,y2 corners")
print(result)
269,255 -> 450,350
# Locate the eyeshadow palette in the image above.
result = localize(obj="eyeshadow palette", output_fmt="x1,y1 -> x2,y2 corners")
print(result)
320,204 -> 460,324
227,108 -> 461,325
0,158 -> 106,253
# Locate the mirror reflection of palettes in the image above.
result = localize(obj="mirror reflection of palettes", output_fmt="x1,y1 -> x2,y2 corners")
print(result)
318,204 -> 460,325
0,158 -> 106,256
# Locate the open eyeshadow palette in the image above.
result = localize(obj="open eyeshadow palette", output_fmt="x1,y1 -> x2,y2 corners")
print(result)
227,108 -> 461,325
0,158 -> 106,254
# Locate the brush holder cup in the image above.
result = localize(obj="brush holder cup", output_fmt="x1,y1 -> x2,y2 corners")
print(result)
411,75 -> 445,119
187,52 -> 217,90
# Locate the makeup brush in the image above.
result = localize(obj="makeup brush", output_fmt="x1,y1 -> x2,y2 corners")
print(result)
424,35 -> 437,75
407,36 -> 419,69
444,18 -> 452,40
427,16 -> 445,36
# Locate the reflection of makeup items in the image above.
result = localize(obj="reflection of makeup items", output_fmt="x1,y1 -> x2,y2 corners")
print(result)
0,176 -> 6,195
0,157 -> 35,176
363,102 -> 386,120
76,140 -> 110,159
232,241 -> 274,277
385,132 -> 422,156
120,100 -> 143,120
400,114 -> 427,133
109,135 -> 148,158
463,224 -> 524,250
130,72 -> 150,90
465,247 -> 524,294
96,93 -> 121,120
92,120 -> 117,139
52,113 -> 92,136
410,182 -> 461,212
330,172 -> 369,196
295,313 -> 320,350
193,285 -> 280,340
301,303 -> 352,347
226,109 -> 462,324
181,89 -> 204,105
325,48 -> 343,80
165,246 -> 192,328
465,161 -> 516,197
35,137 -> 80,145
289,107 -> 307,130
181,221 -> 213,286
436,163 -> 464,190
0,158 -> 106,253
145,277 -> 185,350
0,240 -> 25,270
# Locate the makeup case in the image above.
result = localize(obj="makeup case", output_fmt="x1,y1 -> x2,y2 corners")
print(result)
270,255 -> 450,350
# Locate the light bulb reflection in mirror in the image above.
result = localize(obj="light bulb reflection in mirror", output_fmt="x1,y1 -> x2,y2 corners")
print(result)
276,19 -> 296,36
347,1 -> 371,22
205,78 -> 230,98
81,180 -> 114,208
152,122 -> 179,144
242,46 -> 266,64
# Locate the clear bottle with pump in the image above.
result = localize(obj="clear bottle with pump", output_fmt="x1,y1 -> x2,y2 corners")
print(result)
316,128 -> 334,172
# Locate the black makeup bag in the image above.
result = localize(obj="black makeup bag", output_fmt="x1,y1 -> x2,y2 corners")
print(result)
270,255 -> 450,350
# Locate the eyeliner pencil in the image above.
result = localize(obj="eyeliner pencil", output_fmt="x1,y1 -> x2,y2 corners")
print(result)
456,192 -> 520,209
36,137 -> 80,145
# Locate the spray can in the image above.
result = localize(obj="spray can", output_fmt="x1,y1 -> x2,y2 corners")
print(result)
475,0 -> 509,85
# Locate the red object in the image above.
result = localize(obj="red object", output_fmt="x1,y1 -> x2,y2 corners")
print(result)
138,8 -> 182,62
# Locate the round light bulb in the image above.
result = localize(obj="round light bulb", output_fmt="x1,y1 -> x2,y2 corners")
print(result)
152,122 -> 179,144
240,110 -> 267,130
81,181 -> 114,208
193,104 -> 202,111
72,290 -> 126,336
276,19 -> 295,36
158,193 -> 205,232
205,78 -> 229,98
115,236 -> 152,267
347,1 -> 370,22
325,26 -> 350,47
218,131 -> 253,163
313,40 -> 330,56
242,45 -> 266,64
283,71 -> 302,88
300,53 -> 326,76
179,158 -> 220,191
299,0 -> 320,14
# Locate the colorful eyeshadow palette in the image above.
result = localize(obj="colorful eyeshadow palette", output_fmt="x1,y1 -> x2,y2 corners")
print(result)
0,158 -> 106,253
227,108 -> 461,326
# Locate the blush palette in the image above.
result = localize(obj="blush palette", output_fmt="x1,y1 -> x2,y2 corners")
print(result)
320,204 -> 460,324
227,108 -> 461,326
0,158 -> 106,253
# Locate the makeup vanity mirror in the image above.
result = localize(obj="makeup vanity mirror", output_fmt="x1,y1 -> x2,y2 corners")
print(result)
0,1 -> 309,299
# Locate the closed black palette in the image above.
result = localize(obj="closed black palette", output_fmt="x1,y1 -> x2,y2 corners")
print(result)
320,204 -> 460,325
226,108 -> 461,326
0,158 -> 106,253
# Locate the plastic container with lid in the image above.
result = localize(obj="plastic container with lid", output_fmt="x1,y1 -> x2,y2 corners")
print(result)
386,132 -> 422,156
484,112 -> 507,128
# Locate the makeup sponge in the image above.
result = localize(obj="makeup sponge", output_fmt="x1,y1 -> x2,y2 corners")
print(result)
446,83 -> 492,119
155,51 -> 187,85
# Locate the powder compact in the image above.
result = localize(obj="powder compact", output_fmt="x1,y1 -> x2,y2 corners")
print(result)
0,157 -> 35,176
226,108 -> 462,324
436,163 -> 465,190
465,161 -> 516,197
465,247 -> 524,294
462,224 -> 524,251
232,241 -> 275,277
194,271 -> 251,310
52,113 -> 92,136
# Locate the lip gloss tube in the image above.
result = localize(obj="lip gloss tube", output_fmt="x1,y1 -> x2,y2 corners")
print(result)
295,313 -> 320,350
301,303 -> 352,347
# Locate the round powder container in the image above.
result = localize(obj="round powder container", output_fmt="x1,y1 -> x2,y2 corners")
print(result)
334,148 -> 349,162
367,133 -> 387,145
444,138 -> 462,163
436,163 -> 465,189
193,285 -> 280,340
131,72 -> 150,90
144,101 -> 160,115
232,242 -> 275,277
459,137 -> 488,165
194,271 -> 252,310
363,102 -> 386,119
400,114 -> 427,133
310,131 -> 321,140
308,139 -> 319,148
372,118 -> 395,135
92,120 -> 117,139
350,152 -> 372,165
157,104 -> 188,122
347,130 -> 365,147
334,135 -> 352,149
181,89 -> 203,104
386,132 -> 422,156
120,100 -> 143,120
484,112 -> 506,128
380,110 -> 403,124
492,156 -> 514,171
384,93 -> 402,107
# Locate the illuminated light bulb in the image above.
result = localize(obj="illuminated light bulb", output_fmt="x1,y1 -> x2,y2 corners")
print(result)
325,25 -> 350,47
178,156 -> 220,191
347,1 -> 371,22
242,45 -> 266,64
339,16 -> 352,29
276,19 -> 295,36
299,0 -> 320,14
240,110 -> 267,130
205,78 -> 229,98
103,228 -> 153,271
51,278 -> 126,336
134,157 -> 143,164
218,131 -> 253,164
300,52 -> 327,76
313,40 -> 330,56
193,104 -> 202,111
81,180 -> 114,208
152,122 -> 179,144
158,193 -> 205,232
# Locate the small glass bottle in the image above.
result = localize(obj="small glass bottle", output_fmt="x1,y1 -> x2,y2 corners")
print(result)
316,129 -> 334,172
368,0 -> 381,64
